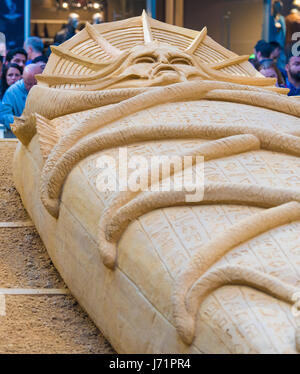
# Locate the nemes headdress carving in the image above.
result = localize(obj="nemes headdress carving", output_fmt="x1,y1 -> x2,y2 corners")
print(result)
38,11 -> 281,91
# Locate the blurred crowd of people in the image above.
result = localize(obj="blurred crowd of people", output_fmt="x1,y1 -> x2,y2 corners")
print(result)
249,39 -> 300,96
249,0 -> 300,96
0,36 -> 48,138
0,11 -> 105,138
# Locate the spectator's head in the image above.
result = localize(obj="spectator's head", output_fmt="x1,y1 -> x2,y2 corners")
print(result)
92,13 -> 103,25
0,62 -> 23,99
68,13 -> 80,29
5,48 -> 27,69
254,40 -> 266,55
286,55 -> 300,86
32,55 -> 48,72
23,37 -> 44,61
259,60 -> 285,86
23,63 -> 43,92
255,41 -> 273,62
270,41 -> 281,60
4,62 -> 23,87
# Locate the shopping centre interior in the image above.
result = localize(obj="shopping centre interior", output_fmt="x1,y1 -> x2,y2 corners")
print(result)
26,0 -> 293,55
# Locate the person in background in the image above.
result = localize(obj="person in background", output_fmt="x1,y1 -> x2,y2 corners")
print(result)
0,63 -> 43,137
269,41 -> 287,79
0,62 -> 22,99
0,35 -> 6,80
77,22 -> 86,32
249,40 -> 273,70
32,55 -> 48,72
270,41 -> 281,61
0,101 -> 14,137
0,56 -> 3,80
54,13 -> 79,45
258,60 -> 285,87
249,40 -> 266,69
92,13 -> 103,25
269,0 -> 286,71
256,41 -> 273,66
285,55 -> 300,96
0,41 -> 6,63
5,48 -> 27,69
23,36 -> 44,65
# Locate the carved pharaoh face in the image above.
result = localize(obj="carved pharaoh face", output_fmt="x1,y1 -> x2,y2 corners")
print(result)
37,15 -> 279,94
37,20 -> 278,93
106,42 -> 204,89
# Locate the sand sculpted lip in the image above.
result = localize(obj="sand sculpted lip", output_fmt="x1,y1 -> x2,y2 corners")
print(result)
11,11 -> 300,353
152,64 -> 178,77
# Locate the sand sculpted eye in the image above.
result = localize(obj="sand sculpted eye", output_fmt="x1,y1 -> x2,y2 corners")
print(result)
134,56 -> 157,64
169,57 -> 192,65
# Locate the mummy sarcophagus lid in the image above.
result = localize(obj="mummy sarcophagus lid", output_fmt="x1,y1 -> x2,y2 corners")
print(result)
12,12 -> 300,353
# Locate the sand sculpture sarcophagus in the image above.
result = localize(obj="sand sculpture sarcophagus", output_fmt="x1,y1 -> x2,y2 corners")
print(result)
12,12 -> 300,353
